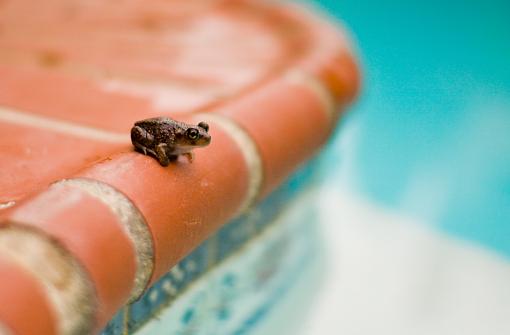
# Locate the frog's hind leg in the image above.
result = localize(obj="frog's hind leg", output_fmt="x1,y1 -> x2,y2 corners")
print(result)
133,143 -> 147,155
131,125 -> 154,155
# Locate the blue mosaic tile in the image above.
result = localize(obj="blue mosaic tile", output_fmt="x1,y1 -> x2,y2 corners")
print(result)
101,159 -> 320,335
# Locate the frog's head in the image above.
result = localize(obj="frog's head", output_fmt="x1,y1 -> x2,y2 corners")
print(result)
175,121 -> 211,148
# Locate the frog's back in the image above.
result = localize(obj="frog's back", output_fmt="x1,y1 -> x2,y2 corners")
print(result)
134,117 -> 173,128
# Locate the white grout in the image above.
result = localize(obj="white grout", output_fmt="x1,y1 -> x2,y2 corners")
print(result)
0,201 -> 16,210
0,226 -> 96,335
285,70 -> 336,121
197,113 -> 264,214
0,321 -> 13,335
0,106 -> 128,143
54,179 -> 155,302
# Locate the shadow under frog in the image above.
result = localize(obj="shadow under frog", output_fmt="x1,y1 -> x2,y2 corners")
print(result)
131,117 -> 211,166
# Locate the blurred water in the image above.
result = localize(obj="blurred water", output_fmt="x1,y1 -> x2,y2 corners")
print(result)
313,0 -> 510,257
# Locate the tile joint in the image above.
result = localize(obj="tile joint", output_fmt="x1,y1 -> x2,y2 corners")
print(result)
53,178 -> 155,302
194,113 -> 264,215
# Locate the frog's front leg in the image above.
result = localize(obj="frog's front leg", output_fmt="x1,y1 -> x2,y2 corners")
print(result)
183,152 -> 195,163
131,126 -> 154,155
155,143 -> 172,166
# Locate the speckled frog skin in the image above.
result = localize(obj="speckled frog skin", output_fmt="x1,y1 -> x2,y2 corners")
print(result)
131,117 -> 211,166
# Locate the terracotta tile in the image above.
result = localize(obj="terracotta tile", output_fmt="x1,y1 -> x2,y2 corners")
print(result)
6,184 -> 137,328
217,78 -> 332,197
0,256 -> 57,335
78,117 -> 250,283
0,121 -> 128,203
281,3 -> 361,105
0,1 -> 297,120
0,224 -> 96,334
0,12 -> 286,83
0,66 -> 157,132
303,49 -> 361,107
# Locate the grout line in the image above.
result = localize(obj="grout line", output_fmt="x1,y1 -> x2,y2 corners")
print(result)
0,225 -> 96,335
0,321 -> 13,335
122,305 -> 130,335
54,179 -> 155,302
196,113 -> 264,215
0,201 -> 15,211
284,70 -> 336,121
0,106 -> 128,143
206,234 -> 218,271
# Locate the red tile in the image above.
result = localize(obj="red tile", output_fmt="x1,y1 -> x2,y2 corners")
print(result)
218,78 -> 332,197
0,0 -> 296,124
0,256 -> 57,335
6,184 -> 137,329
0,66 -> 157,132
0,121 -> 128,203
302,47 -> 361,107
282,3 -> 361,106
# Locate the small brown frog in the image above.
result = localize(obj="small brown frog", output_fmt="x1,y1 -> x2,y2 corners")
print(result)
131,117 -> 211,166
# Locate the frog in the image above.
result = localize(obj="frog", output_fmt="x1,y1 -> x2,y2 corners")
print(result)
130,117 -> 211,166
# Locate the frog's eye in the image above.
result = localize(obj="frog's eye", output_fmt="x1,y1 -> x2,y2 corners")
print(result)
186,128 -> 199,140
198,121 -> 209,132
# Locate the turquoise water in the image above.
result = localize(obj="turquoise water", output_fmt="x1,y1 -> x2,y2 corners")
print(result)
313,0 -> 510,256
